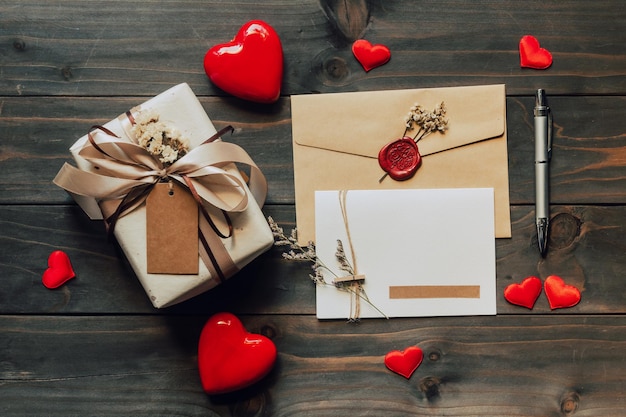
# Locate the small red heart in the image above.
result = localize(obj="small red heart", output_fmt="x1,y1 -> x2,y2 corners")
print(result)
378,136 -> 422,181
42,250 -> 75,289
198,312 -> 277,395
352,39 -> 391,72
544,275 -> 581,310
519,35 -> 553,69
204,20 -> 283,103
503,276 -> 542,309
384,346 -> 423,379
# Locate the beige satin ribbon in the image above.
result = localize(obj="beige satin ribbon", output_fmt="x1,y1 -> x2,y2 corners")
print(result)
54,111 -> 267,283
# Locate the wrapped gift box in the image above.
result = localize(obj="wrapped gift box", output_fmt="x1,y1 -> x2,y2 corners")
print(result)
55,83 -> 274,308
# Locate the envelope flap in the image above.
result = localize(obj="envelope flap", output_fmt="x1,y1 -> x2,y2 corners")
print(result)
292,84 -> 505,158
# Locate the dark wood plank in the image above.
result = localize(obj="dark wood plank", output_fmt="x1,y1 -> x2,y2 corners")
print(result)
0,95 -> 293,205
0,204 -> 309,315
1,1 -> 625,97
1,204 -> 624,315
1,96 -> 625,206
1,314 -> 625,416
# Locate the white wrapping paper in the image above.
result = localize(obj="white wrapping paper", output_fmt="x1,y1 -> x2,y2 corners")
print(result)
61,83 -> 273,307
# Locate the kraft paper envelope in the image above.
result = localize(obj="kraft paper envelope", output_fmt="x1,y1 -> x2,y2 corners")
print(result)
292,84 -> 511,244
315,189 -> 497,319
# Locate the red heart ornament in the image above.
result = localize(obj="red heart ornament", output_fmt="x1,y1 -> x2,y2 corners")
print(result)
378,136 -> 422,181
503,276 -> 542,309
544,275 -> 581,310
384,346 -> 424,379
519,35 -> 553,69
42,250 -> 75,289
198,312 -> 277,395
352,39 -> 391,72
204,20 -> 283,103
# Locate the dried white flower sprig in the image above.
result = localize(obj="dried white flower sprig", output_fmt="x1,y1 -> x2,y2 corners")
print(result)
403,101 -> 449,143
334,240 -> 354,276
131,111 -> 190,166
268,216 -> 326,285
268,216 -> 387,320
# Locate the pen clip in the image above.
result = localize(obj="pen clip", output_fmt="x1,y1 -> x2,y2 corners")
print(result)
547,106 -> 553,160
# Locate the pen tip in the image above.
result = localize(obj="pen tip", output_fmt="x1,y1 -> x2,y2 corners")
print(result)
537,219 -> 549,256
535,89 -> 546,106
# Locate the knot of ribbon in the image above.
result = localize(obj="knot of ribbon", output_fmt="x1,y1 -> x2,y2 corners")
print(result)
53,111 -> 267,283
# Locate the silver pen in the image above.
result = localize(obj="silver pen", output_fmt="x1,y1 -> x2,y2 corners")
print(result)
534,89 -> 552,256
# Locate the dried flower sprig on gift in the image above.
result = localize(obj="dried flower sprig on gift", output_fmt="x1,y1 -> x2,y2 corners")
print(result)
132,111 -> 190,166
403,101 -> 449,143
268,217 -> 387,320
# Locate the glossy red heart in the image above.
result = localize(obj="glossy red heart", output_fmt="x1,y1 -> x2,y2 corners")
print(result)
544,275 -> 581,310
42,250 -> 75,289
503,276 -> 542,309
378,136 -> 421,181
519,35 -> 553,69
384,346 -> 423,379
204,20 -> 283,103
352,39 -> 391,72
198,312 -> 277,395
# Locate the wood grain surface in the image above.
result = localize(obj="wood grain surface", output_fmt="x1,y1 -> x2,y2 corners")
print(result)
1,1 -> 625,416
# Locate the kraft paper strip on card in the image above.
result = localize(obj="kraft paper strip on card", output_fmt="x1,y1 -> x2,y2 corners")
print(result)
389,285 -> 481,299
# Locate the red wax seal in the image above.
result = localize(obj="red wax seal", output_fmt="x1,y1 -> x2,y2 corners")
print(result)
378,137 -> 421,181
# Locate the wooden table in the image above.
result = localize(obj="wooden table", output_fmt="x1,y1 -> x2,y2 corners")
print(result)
2,1 -> 625,415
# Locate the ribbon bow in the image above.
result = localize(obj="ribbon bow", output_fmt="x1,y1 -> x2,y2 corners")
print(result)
53,111 -> 267,283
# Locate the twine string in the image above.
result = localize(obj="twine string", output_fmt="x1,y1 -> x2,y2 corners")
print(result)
338,190 -> 362,321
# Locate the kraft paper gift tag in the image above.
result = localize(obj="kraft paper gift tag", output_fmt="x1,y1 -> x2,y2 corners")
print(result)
146,181 -> 199,275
